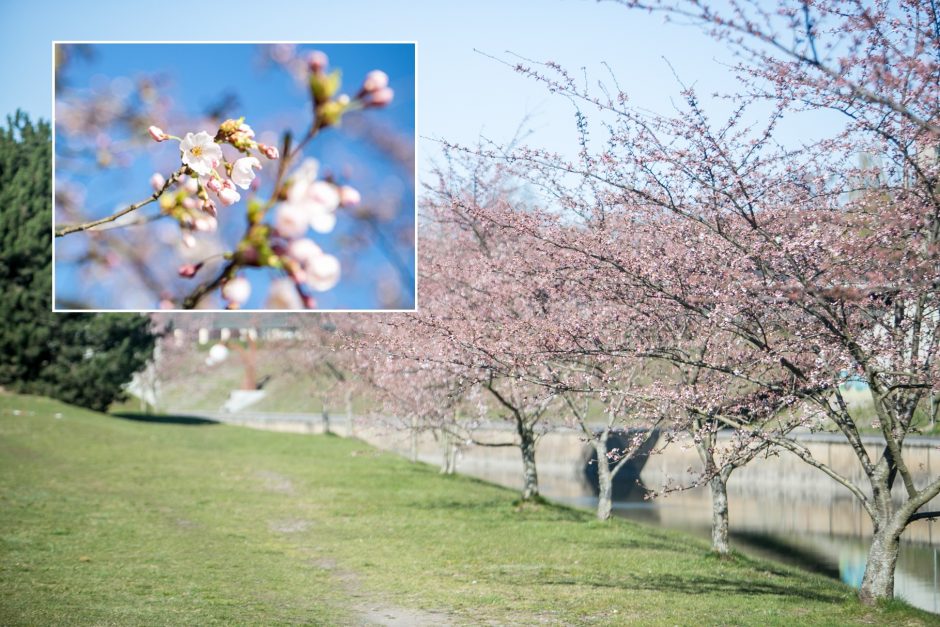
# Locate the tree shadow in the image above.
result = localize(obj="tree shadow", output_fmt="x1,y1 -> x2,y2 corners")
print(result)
730,530 -> 841,580
538,571 -> 847,603
111,412 -> 219,426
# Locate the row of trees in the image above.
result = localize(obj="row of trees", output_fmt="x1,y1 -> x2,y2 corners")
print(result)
24,0 -> 931,608
344,0 -> 940,606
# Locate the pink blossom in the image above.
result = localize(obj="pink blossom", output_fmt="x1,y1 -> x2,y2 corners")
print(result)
288,238 -> 340,292
193,215 -> 217,232
231,156 -> 262,190
308,51 -> 328,73
148,125 -> 168,142
179,131 -> 223,177
218,180 -> 241,206
274,203 -> 309,239
266,278 -> 303,309
306,253 -> 340,291
361,70 -> 389,93
259,143 -> 280,160
201,199 -> 218,217
222,276 -> 251,305
182,175 -> 199,195
365,88 -> 394,107
178,263 -> 201,278
205,177 -> 222,194
339,185 -> 361,207
150,172 -> 166,192
282,164 -> 340,234
287,237 -> 322,265
237,123 -> 255,138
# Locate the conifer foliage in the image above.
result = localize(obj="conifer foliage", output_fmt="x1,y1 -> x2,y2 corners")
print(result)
0,112 -> 156,411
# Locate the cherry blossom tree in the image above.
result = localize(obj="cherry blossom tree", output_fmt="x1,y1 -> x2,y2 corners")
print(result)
461,0 -> 939,602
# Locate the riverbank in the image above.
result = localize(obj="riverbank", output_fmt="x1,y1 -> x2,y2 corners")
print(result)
0,395 -> 935,625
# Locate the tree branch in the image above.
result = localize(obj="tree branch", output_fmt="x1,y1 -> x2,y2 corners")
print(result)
56,167 -> 185,237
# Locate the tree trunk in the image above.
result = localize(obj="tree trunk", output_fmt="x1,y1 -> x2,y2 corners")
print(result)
441,438 -> 458,475
859,521 -> 902,603
440,430 -> 452,474
519,426 -> 540,500
409,416 -> 418,463
595,440 -> 613,521
692,422 -> 733,555
709,470 -> 731,555
930,392 -> 939,431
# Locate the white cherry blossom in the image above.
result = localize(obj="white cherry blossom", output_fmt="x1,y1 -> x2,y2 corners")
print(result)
231,156 -> 262,190
179,131 -> 222,177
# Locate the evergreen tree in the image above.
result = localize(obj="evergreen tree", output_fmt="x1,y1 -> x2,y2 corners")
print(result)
0,111 -> 156,411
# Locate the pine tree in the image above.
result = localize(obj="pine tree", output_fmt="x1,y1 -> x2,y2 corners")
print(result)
0,111 -> 157,411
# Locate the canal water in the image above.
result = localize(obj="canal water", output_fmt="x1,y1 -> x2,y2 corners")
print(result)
563,491 -> 940,614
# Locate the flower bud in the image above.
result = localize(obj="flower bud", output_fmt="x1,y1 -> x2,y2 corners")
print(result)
205,177 -> 222,194
317,100 -> 347,127
148,125 -> 169,142
178,263 -> 202,278
339,185 -> 361,207
366,87 -> 394,108
302,295 -> 317,309
218,180 -> 241,206
222,276 -> 251,306
201,198 -> 218,217
150,172 -> 166,192
311,69 -> 342,106
194,215 -> 217,232
259,143 -> 279,160
307,50 -> 328,73
361,70 -> 389,93
183,176 -> 199,195
237,123 -> 255,138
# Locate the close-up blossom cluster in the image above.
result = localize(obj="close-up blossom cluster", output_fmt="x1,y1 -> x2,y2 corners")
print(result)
54,43 -> 415,310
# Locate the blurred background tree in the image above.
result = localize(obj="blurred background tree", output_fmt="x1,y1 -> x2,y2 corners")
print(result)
0,112 -> 157,411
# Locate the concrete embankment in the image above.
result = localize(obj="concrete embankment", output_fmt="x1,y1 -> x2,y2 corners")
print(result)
184,410 -> 940,545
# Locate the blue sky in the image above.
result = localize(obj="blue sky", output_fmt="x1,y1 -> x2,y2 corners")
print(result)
3,0 -> 837,166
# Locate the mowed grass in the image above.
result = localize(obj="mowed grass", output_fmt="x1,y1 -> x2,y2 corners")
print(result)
0,394 -> 935,626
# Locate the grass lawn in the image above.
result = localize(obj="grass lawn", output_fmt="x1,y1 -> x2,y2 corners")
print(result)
1,394 -> 936,626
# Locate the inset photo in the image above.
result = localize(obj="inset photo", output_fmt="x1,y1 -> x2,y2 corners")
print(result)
53,42 -> 415,311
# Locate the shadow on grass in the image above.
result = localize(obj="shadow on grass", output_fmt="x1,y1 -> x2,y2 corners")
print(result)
111,412 -> 219,426
538,571 -> 847,603
730,530 -> 841,580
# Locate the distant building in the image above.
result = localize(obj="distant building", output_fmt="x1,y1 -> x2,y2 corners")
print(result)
162,313 -> 302,345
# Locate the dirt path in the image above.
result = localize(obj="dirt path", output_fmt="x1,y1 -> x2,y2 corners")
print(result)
257,468 -> 454,626
313,557 -> 454,627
